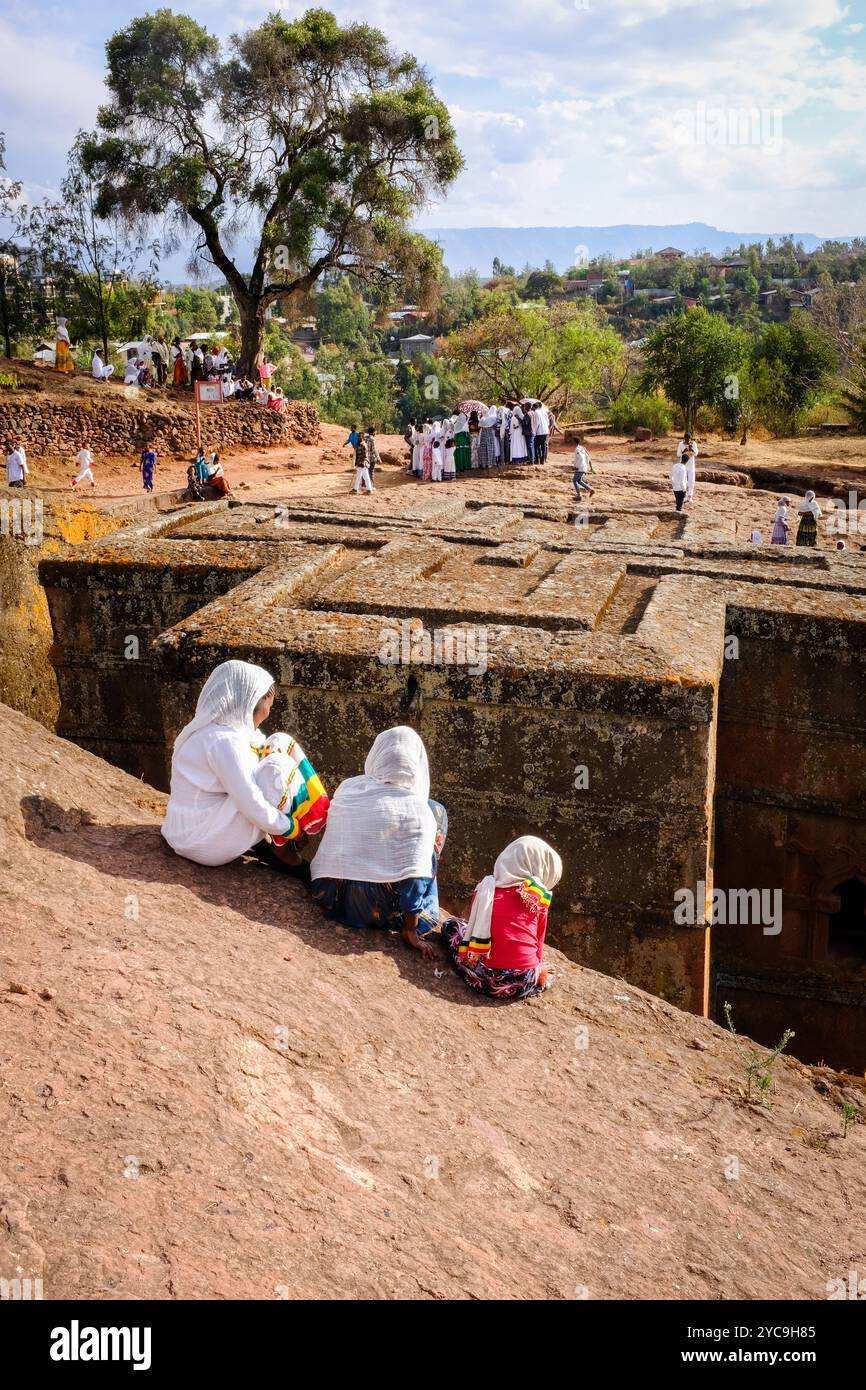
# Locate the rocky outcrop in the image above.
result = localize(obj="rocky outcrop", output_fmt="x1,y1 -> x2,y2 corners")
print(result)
0,494 -> 156,729
0,700 -> 863,1300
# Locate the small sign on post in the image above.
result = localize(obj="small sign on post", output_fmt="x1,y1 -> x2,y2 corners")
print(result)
194,380 -> 224,452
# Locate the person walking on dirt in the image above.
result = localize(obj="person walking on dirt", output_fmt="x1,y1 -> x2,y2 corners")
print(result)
72,448 -> 96,489
138,444 -> 157,493
572,435 -> 595,499
351,434 -> 373,494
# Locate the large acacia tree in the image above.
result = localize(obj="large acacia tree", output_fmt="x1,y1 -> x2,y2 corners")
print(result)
83,8 -> 462,374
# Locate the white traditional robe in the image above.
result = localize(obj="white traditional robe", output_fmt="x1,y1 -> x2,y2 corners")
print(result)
431,426 -> 443,481
162,723 -> 291,866
411,427 -> 424,474
72,449 -> 95,485
677,439 -> 698,499
92,353 -> 114,380
510,406 -> 529,463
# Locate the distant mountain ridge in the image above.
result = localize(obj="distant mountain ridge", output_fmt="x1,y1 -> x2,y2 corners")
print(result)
417,222 -> 848,276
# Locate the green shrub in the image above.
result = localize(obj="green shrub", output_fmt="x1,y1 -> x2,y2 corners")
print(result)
607,389 -> 672,436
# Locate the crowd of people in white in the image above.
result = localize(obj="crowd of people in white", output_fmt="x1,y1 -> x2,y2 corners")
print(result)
403,400 -> 561,483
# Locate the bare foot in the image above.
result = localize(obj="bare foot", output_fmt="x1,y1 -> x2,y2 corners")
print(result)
269,840 -> 303,867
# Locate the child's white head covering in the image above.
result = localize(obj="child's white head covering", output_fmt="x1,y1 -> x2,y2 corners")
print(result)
464,835 -> 563,956
260,731 -> 293,759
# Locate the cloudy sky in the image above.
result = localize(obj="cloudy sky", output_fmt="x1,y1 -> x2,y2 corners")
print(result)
1,0 -> 865,237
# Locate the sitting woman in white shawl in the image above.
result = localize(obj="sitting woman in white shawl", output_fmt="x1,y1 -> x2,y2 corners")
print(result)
442,836 -> 562,1000
310,726 -> 447,959
161,659 -> 327,870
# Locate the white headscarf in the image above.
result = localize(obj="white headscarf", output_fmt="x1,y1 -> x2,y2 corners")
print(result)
452,411 -> 468,434
310,726 -> 436,884
464,836 -> 563,956
799,490 -> 821,517
173,659 -> 274,757
774,498 -> 789,522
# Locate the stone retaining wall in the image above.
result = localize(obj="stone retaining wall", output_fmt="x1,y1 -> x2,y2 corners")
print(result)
0,392 -> 320,460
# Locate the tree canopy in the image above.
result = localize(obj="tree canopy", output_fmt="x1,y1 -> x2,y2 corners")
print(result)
316,277 -> 373,347
26,134 -> 159,358
444,301 -> 623,411
641,307 -> 748,431
748,318 -> 837,434
83,7 -> 462,372
0,133 -> 47,358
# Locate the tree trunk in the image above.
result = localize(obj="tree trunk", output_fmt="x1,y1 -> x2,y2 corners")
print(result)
0,275 -> 11,359
237,295 -> 267,379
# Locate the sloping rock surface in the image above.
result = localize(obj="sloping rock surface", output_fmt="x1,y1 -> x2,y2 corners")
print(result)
0,702 -> 863,1300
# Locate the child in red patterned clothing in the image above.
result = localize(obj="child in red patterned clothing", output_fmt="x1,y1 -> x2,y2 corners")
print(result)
443,835 -> 562,999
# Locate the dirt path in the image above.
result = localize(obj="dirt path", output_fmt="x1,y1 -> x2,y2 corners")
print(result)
11,403 -> 866,549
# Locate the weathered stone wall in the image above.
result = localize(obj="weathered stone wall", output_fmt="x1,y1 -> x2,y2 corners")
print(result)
38,508 -> 281,784
0,392 -> 319,460
713,598 -> 866,1070
0,491 -> 167,729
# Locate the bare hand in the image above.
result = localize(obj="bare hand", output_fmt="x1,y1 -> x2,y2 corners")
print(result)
402,926 -> 435,960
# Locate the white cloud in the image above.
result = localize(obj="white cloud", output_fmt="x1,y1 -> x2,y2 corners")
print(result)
0,20 -> 105,155
2,0 -> 865,239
